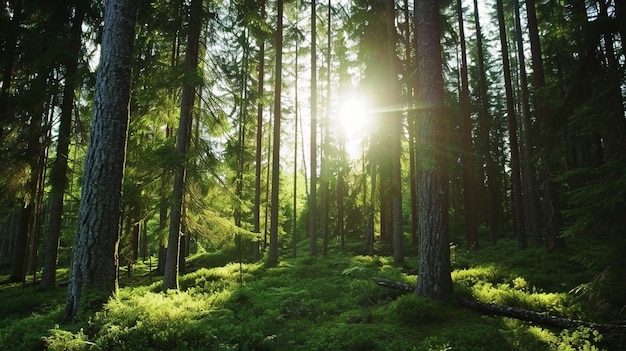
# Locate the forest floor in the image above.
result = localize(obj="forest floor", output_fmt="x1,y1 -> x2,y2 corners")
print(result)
1,236 -> 624,350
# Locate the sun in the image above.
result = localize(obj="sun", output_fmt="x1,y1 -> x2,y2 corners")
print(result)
335,93 -> 372,159
337,93 -> 371,140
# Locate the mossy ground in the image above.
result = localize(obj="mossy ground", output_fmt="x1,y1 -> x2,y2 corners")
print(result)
0,237 -> 622,350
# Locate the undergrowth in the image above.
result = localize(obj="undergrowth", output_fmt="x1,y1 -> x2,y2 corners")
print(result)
0,238 -> 620,350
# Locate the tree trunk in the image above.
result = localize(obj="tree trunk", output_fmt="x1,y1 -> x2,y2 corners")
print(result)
309,0 -> 318,257
525,0 -> 565,251
495,0 -> 526,249
163,0 -> 203,291
513,0 -> 541,247
254,1 -> 266,236
365,159 -> 376,255
293,31 -> 300,258
473,0 -> 499,243
0,0 -> 22,137
64,0 -> 137,321
41,4 -> 86,288
321,0 -> 331,258
456,0 -> 478,250
268,0 -> 284,265
387,0 -> 404,264
9,202 -> 31,283
414,0 -> 453,300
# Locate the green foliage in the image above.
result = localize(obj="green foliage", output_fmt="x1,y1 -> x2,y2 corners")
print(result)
1,239 -> 619,351
560,160 -> 626,239
390,294 -> 448,325
0,305 -> 63,351
44,328 -> 92,351
552,327 -> 603,351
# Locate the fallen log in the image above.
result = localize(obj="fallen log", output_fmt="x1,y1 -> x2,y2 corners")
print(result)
370,276 -> 626,334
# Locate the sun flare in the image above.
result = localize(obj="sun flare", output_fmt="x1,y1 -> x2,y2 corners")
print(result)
337,94 -> 371,139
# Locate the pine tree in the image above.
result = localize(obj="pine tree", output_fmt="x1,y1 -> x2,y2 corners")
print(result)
64,0 -> 137,320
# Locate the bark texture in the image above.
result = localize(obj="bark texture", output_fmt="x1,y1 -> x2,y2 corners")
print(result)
64,0 -> 137,321
414,0 -> 453,300
163,0 -> 203,291
42,4 -> 86,288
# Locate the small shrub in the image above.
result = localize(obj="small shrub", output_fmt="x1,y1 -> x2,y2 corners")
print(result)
44,328 -> 94,351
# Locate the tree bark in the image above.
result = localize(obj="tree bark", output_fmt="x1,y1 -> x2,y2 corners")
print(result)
414,0 -> 453,301
495,0 -> 526,249
513,0 -> 542,247
268,0 -> 284,265
309,0 -> 318,257
163,0 -> 203,291
64,0 -> 137,321
525,0 -> 564,251
386,0 -> 404,264
456,0 -> 478,250
41,4 -> 86,288
473,0 -> 500,243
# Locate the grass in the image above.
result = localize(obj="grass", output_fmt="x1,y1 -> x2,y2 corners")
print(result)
0,237 -> 622,350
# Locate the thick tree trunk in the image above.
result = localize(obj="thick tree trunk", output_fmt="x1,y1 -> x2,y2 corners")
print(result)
163,0 -> 203,291
414,0 -> 453,301
64,0 -> 137,321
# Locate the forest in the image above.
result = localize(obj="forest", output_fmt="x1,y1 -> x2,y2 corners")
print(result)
1,0 -> 625,349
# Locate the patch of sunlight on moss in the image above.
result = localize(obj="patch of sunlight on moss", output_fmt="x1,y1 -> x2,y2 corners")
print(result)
351,255 -> 374,265
452,265 -> 505,284
102,290 -> 221,328
349,255 -> 391,270
403,274 -> 417,285
471,281 -> 569,313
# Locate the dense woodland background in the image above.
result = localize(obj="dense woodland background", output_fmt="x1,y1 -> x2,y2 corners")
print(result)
0,0 -> 625,349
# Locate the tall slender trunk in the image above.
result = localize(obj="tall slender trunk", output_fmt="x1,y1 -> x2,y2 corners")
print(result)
41,5 -> 86,288
473,0 -> 499,242
0,0 -> 22,139
409,0 -> 420,245
235,29 -> 249,229
513,0 -> 541,247
597,0 -> 626,159
163,0 -> 203,291
495,0 -> 525,249
321,0 -> 331,257
293,22 -> 300,258
268,0 -> 284,265
456,0 -> 478,250
365,158 -> 376,255
254,2 -> 266,236
525,0 -> 564,251
387,0 -> 404,263
309,0 -> 318,256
